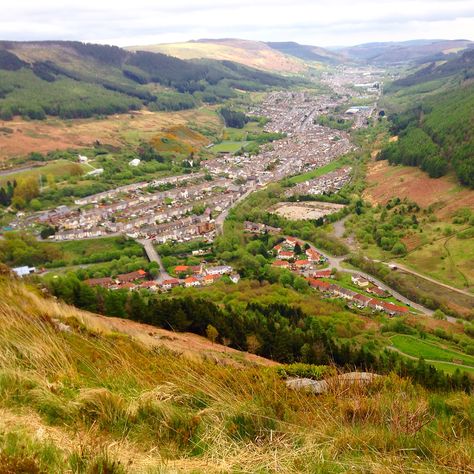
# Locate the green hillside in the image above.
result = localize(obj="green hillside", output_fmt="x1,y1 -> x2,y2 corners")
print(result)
379,79 -> 474,187
1,277 -> 474,472
0,41 -> 293,120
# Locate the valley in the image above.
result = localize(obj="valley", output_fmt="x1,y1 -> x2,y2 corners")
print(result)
0,32 -> 474,473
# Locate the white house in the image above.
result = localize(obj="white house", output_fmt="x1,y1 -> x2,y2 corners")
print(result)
206,265 -> 233,276
78,155 -> 88,163
129,158 -> 141,167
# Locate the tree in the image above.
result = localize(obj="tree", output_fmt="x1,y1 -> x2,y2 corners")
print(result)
13,177 -> 40,205
206,324 -> 218,344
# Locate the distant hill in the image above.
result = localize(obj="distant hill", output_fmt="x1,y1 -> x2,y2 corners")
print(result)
339,39 -> 473,65
265,41 -> 343,64
0,40 -> 293,120
126,38 -> 309,73
391,48 -> 474,88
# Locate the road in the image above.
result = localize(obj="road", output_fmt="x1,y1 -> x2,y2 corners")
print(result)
138,239 -> 171,283
215,186 -> 257,235
294,237 -> 442,319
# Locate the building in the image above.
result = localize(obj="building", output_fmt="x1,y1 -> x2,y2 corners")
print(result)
313,269 -> 332,279
294,259 -> 311,270
84,277 -> 114,288
161,278 -> 180,290
184,276 -> 201,288
129,159 -> 141,167
12,266 -> 36,278
230,273 -> 241,284
351,275 -> 370,288
206,265 -> 233,275
272,260 -> 290,269
277,251 -> 294,260
116,269 -> 147,284
78,155 -> 88,163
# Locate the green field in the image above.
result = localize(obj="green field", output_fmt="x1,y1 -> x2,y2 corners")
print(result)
0,160 -> 88,187
287,159 -> 346,184
390,334 -> 474,367
210,140 -> 249,153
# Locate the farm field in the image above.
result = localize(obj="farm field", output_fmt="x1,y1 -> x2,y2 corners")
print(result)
0,107 -> 221,162
390,334 -> 474,368
287,158 -> 346,184
210,140 -> 249,153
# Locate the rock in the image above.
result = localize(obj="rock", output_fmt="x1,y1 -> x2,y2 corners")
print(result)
286,372 -> 380,395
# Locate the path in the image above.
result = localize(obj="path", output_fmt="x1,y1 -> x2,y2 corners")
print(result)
386,261 -> 474,300
387,346 -> 474,371
138,239 -> 170,283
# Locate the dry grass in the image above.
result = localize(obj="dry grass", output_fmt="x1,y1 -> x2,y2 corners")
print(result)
0,277 -> 473,473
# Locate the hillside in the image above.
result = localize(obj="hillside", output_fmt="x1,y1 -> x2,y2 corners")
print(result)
265,41 -> 343,64
126,38 -> 309,73
1,276 -> 474,472
338,39 -> 473,65
379,81 -> 474,187
0,40 -> 292,121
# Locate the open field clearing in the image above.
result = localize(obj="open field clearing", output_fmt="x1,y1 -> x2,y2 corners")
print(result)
210,140 -> 249,153
0,159 -> 88,187
272,201 -> 346,220
287,158 -> 347,184
401,232 -> 474,291
364,160 -> 474,218
390,334 -> 474,367
0,108 -> 220,162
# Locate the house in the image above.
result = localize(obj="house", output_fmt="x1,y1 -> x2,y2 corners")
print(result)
272,260 -> 290,269
294,259 -> 311,270
306,248 -> 323,262
333,286 -> 356,300
12,266 -> 36,278
78,154 -> 88,163
285,237 -> 302,248
84,277 -> 114,288
203,274 -> 221,285
121,282 -> 137,291
367,286 -> 387,297
206,265 -> 233,275
381,301 -> 409,316
174,265 -> 189,274
129,158 -> 141,167
116,269 -> 147,284
140,281 -> 158,291
312,269 -> 332,279
161,278 -> 180,290
184,276 -> 201,288
352,293 -> 371,308
277,251 -> 294,260
308,279 -> 331,291
351,275 -> 370,288
230,273 -> 241,284
368,299 -> 384,311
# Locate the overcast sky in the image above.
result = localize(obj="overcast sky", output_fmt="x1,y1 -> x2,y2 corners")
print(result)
3,0 -> 474,47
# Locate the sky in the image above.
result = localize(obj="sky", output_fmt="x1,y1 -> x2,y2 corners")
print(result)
2,0 -> 474,47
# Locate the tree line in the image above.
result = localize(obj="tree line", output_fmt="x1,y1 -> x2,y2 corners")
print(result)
45,275 -> 473,393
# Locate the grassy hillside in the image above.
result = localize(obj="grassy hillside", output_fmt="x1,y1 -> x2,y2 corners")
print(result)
0,41 -> 292,121
1,276 -> 474,472
126,38 -> 308,73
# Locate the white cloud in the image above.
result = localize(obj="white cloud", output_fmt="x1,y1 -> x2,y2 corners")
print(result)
2,0 -> 474,46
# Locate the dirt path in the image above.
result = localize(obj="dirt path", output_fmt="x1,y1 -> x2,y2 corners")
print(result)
386,261 -> 474,300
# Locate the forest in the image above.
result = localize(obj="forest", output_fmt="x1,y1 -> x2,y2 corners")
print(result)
379,82 -> 474,186
0,41 -> 294,120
